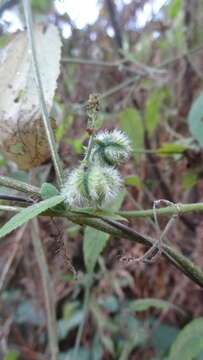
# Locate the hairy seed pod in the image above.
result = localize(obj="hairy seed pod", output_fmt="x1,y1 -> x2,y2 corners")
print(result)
90,130 -> 132,166
61,164 -> 122,208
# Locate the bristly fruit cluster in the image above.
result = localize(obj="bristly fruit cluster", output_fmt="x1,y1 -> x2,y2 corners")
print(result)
62,164 -> 122,207
90,129 -> 132,166
61,95 -> 132,208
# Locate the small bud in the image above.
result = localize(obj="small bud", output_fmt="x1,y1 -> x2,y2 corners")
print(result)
91,130 -> 132,166
62,164 -> 122,208
86,127 -> 94,136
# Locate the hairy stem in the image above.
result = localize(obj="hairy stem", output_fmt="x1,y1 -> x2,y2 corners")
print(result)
0,175 -> 41,198
1,175 -> 203,287
22,0 -> 63,187
2,204 -> 203,287
119,202 -> 203,218
83,133 -> 94,163
31,218 -> 59,360
83,94 -> 99,164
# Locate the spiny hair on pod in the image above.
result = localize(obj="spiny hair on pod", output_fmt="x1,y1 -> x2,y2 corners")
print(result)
90,129 -> 132,166
61,164 -> 122,208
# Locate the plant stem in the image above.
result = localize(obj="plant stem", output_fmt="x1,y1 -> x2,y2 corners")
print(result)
0,175 -> 41,198
78,44 -> 203,105
118,202 -> 203,218
62,57 -> 123,67
100,217 -> 203,287
163,244 -> 203,287
31,218 -> 59,360
22,0 -> 63,187
1,175 -> 203,287
0,205 -> 23,212
83,133 -> 94,163
62,44 -> 203,71
2,200 -> 203,287
0,194 -> 32,202
73,275 -> 92,359
100,75 -> 138,100
83,94 -> 99,164
0,224 -> 28,292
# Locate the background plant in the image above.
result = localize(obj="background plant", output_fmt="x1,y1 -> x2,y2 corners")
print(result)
0,0 -> 203,359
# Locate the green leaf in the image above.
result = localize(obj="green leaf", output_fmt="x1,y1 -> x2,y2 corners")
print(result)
91,333 -> 104,360
129,298 -> 184,314
91,301 -> 118,332
0,195 -> 65,239
151,324 -> 179,353
124,175 -> 142,190
169,318 -> 203,360
98,295 -> 119,313
59,347 -> 90,360
119,108 -> 144,154
58,310 -> 84,340
188,92 -> 203,147
168,0 -> 182,18
83,227 -> 109,275
83,190 -> 126,274
31,0 -> 51,11
40,183 -> 60,200
62,301 -> 79,320
101,334 -> 115,355
157,143 -> 186,157
145,91 -> 162,136
13,300 -> 45,325
72,140 -> 83,154
182,170 -> 198,190
56,114 -> 74,140
4,350 -> 19,360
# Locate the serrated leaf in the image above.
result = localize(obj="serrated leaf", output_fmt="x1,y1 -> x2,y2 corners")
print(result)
124,175 -> 142,190
0,195 -> 65,239
129,298 -> 184,314
188,92 -> 203,147
169,318 -> 203,360
83,190 -> 125,274
0,24 -> 61,169
119,108 -> 144,154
